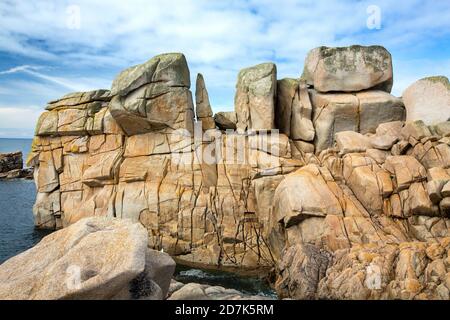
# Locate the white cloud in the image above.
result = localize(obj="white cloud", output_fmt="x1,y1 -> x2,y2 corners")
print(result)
1,1 -> 449,84
0,0 -> 449,137
0,65 -> 43,75
0,105 -> 42,131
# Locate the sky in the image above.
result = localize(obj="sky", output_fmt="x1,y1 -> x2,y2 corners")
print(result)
0,0 -> 449,138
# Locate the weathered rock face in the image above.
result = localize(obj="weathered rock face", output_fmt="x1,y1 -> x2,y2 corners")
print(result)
275,243 -> 332,299
317,241 -> 450,300
311,90 -> 405,152
276,78 -> 315,156
0,217 -> 175,300
235,63 -> 277,132
27,47 -> 450,300
110,53 -> 194,136
403,76 -> 450,125
302,45 -> 393,93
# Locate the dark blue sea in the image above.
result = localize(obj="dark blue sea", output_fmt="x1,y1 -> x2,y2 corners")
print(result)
0,138 -> 51,263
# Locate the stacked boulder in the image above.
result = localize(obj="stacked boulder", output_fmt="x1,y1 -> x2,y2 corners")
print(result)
296,45 -> 406,153
27,45 -> 450,300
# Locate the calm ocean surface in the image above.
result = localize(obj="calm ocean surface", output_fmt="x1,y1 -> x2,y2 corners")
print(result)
0,138 -> 51,263
0,138 -> 32,162
0,138 -> 276,297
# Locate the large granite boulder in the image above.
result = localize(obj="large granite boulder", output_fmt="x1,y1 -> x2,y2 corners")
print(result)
235,62 -> 276,132
273,164 -> 343,228
403,76 -> 450,124
110,53 -> 194,135
0,217 -> 175,300
302,45 -> 393,93
335,131 -> 371,155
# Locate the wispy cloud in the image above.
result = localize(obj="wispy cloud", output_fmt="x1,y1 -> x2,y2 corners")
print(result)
0,65 -> 43,75
0,64 -> 103,91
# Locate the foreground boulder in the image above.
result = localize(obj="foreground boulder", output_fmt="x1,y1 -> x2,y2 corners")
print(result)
302,45 -> 393,93
0,217 -> 175,300
311,90 -> 405,152
403,76 -> 450,124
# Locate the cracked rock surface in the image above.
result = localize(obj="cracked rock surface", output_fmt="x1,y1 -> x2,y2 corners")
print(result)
25,46 -> 450,299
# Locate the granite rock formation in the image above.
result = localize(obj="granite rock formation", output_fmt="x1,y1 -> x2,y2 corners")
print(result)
26,45 -> 450,300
